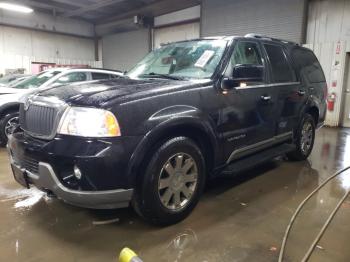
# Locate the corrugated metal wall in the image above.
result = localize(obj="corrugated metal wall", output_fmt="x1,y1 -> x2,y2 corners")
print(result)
0,53 -> 102,75
0,25 -> 98,75
201,0 -> 307,43
307,0 -> 350,43
306,0 -> 350,127
303,42 -> 347,127
102,29 -> 150,71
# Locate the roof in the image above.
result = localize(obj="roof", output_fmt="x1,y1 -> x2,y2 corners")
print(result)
159,34 -> 299,47
42,68 -> 123,74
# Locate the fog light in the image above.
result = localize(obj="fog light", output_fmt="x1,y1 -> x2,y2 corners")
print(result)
73,165 -> 82,180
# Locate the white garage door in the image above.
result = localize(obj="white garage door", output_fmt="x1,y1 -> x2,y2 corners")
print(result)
153,22 -> 200,49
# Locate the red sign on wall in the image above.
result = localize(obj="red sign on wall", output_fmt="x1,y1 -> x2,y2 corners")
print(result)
336,41 -> 341,54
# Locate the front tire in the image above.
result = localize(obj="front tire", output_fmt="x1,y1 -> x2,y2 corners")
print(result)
287,113 -> 316,161
0,111 -> 19,146
132,137 -> 206,226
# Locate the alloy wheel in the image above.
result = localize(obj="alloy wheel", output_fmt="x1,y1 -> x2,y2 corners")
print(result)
5,116 -> 19,138
300,121 -> 314,155
158,153 -> 198,211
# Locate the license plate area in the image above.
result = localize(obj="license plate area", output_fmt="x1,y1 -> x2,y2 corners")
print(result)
12,165 -> 29,189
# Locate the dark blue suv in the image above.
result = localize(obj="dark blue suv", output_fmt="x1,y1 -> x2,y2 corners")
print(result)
8,34 -> 326,225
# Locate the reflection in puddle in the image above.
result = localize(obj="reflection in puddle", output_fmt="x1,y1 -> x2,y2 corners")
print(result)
340,172 -> 350,190
166,229 -> 198,261
15,240 -> 19,256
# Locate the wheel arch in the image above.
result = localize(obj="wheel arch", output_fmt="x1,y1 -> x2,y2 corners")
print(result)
0,102 -> 20,119
306,106 -> 319,124
126,118 -> 220,187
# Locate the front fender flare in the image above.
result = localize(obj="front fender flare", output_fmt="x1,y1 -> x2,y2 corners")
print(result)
126,115 -> 220,186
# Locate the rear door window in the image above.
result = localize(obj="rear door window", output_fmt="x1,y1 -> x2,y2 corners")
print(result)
264,44 -> 296,83
55,72 -> 88,84
291,48 -> 326,83
91,72 -> 111,80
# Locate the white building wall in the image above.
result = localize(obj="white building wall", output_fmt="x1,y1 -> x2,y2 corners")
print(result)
306,0 -> 350,126
0,25 -> 99,75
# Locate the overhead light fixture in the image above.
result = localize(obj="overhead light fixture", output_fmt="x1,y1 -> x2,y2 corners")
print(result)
0,2 -> 33,13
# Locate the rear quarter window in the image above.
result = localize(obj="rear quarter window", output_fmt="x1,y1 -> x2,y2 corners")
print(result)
291,48 -> 326,83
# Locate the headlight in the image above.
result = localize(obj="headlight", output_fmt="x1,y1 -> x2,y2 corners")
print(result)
57,107 -> 121,137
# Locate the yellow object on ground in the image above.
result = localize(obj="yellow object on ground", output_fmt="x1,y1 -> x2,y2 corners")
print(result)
119,247 -> 143,262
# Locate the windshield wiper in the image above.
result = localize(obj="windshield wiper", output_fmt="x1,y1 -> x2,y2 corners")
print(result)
140,72 -> 185,80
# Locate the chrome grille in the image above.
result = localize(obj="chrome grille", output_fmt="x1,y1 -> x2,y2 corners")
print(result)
20,104 -> 57,137
19,96 -> 67,139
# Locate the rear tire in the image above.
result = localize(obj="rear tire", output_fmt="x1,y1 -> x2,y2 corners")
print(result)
132,137 -> 206,226
287,113 -> 315,161
0,111 -> 19,146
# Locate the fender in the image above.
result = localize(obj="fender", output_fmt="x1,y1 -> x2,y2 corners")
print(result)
0,102 -> 20,117
125,105 -> 221,186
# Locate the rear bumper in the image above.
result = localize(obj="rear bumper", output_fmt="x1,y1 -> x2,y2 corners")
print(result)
9,152 -> 133,209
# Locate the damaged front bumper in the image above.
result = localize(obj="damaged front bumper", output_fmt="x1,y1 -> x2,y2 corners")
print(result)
8,147 -> 133,209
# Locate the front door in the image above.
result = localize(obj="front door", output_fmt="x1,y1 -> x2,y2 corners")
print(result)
216,40 -> 277,163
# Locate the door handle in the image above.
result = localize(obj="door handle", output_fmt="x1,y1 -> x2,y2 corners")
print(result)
297,90 -> 306,96
261,95 -> 271,101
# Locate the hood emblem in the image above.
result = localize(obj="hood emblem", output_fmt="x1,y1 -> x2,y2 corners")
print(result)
24,97 -> 32,111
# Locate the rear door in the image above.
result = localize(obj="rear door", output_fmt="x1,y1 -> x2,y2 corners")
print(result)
262,43 -> 304,136
291,47 -> 327,126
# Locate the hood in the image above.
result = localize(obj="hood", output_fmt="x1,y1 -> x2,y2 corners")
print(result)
0,92 -> 27,106
33,78 -> 211,107
0,86 -> 25,95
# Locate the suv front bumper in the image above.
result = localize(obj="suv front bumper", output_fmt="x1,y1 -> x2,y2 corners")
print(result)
7,131 -> 141,209
9,153 -> 133,209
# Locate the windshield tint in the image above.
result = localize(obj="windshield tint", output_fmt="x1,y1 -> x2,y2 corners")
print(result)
127,39 -> 228,79
12,71 -> 61,89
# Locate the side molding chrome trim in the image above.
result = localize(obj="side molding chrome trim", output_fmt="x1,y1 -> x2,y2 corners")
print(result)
236,82 -> 300,90
226,131 -> 293,164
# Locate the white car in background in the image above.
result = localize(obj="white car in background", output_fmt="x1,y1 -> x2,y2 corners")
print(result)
0,68 -> 123,145
0,74 -> 31,90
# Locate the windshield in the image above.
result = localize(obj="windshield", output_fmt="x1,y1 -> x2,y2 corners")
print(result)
127,39 -> 228,79
0,75 -> 20,84
12,70 -> 61,89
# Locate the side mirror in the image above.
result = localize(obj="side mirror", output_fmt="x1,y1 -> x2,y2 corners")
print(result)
221,64 -> 264,90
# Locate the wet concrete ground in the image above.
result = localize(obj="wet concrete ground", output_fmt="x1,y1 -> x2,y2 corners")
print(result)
0,127 -> 350,262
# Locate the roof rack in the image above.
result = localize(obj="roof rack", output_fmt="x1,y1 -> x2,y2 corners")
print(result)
244,33 -> 298,45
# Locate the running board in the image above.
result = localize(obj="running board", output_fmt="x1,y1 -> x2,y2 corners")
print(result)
222,143 -> 296,175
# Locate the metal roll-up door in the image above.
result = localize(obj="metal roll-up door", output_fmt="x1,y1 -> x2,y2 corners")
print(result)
153,22 -> 200,49
102,28 -> 150,71
201,0 -> 307,43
